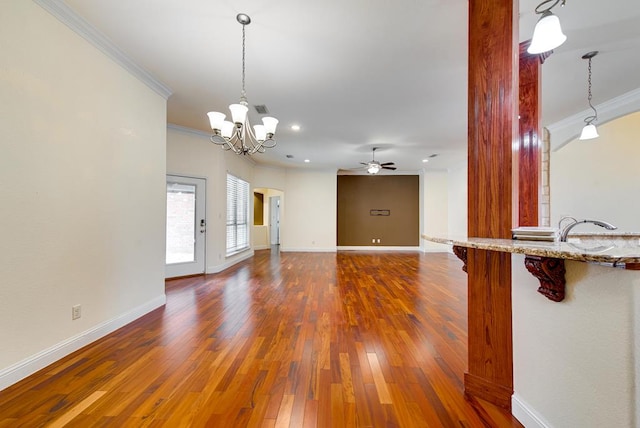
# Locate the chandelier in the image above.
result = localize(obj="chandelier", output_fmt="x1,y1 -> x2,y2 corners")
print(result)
579,51 -> 599,140
527,0 -> 567,54
207,13 -> 278,155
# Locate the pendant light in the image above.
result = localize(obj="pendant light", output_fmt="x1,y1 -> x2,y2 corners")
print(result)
579,51 -> 599,140
528,0 -> 567,54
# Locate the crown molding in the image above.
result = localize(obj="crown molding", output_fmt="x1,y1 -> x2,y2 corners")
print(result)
34,0 -> 172,100
167,123 -> 210,138
547,87 -> 640,151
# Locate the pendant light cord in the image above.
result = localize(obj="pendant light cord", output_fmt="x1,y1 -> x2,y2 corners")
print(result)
534,0 -> 566,14
584,56 -> 598,125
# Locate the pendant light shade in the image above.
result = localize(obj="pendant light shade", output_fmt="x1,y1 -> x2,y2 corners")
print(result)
228,103 -> 249,125
527,11 -> 567,54
579,124 -> 599,140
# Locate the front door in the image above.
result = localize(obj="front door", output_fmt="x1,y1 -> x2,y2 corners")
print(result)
165,175 -> 206,278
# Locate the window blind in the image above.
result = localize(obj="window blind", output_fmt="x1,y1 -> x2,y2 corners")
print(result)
226,174 -> 250,255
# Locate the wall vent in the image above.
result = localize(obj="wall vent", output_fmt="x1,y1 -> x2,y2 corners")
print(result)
254,104 -> 269,114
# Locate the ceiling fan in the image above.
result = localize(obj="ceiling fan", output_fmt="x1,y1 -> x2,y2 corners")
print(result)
360,147 -> 396,174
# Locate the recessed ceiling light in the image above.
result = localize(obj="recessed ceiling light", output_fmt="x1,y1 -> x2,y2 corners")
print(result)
291,125 -> 301,131
422,159 -> 429,163
304,159 -> 310,163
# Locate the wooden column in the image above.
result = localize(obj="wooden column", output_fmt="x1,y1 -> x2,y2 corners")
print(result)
518,42 -> 549,226
466,0 -> 518,410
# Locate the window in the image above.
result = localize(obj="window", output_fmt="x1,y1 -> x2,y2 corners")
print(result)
226,173 -> 250,255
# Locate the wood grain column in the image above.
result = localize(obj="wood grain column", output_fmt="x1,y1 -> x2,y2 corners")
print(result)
518,42 -> 548,227
466,0 -> 518,410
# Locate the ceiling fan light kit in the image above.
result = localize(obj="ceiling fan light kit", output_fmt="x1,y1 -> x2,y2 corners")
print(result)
207,14 -> 279,155
360,148 -> 397,175
528,0 -> 567,54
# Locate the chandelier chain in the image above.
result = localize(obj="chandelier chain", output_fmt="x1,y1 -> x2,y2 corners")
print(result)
241,23 -> 247,100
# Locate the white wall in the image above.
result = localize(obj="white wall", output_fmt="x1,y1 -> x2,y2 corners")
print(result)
550,111 -> 640,232
422,171 -> 450,251
512,255 -> 639,428
447,161 -> 468,238
281,170 -> 337,252
252,225 -> 269,249
0,1 -> 167,389
254,165 -> 287,191
166,126 -> 256,273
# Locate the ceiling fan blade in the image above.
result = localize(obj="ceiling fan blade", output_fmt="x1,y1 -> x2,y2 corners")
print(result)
380,162 -> 395,166
382,166 -> 397,170
359,162 -> 369,166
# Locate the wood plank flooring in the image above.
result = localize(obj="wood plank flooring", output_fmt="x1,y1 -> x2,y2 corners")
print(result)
0,250 -> 523,427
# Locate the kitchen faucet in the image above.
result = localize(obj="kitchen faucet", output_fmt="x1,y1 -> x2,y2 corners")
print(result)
558,216 -> 617,242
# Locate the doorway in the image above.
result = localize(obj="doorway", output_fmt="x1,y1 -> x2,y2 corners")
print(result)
269,196 -> 280,246
165,175 -> 206,278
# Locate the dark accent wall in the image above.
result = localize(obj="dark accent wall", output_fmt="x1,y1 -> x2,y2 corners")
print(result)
337,175 -> 419,246
253,192 -> 264,225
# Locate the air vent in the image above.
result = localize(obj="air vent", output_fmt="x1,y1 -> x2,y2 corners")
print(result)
254,104 -> 269,115
429,153 -> 439,158
286,154 -> 294,159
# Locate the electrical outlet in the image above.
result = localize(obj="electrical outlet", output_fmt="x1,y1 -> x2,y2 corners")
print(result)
72,304 -> 81,320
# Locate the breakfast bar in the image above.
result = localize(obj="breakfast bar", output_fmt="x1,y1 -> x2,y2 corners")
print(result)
424,233 -> 640,302
422,233 -> 640,427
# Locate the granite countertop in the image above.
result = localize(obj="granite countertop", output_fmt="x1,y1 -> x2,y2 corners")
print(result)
422,234 -> 640,265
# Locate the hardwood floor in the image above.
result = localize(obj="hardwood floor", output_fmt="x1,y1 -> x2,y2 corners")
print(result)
0,250 -> 523,427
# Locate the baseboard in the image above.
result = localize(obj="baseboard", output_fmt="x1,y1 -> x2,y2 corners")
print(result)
207,250 -> 254,273
0,294 -> 166,392
422,247 -> 451,253
337,246 -> 421,252
512,394 -> 552,428
280,247 -> 337,252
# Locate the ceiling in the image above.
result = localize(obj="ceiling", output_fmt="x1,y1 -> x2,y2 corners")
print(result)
62,0 -> 640,172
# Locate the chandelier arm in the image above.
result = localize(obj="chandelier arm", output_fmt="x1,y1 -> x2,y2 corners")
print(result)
210,133 -> 227,145
260,138 -> 277,149
243,120 -> 264,154
227,139 -> 243,154
236,125 -> 250,153
210,134 -> 241,154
